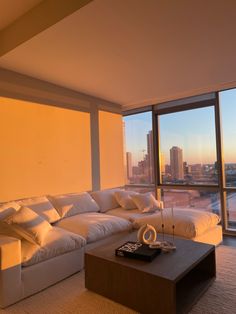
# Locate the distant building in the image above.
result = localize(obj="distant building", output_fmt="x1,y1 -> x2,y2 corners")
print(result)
183,161 -> 188,175
126,152 -> 132,179
170,146 -> 184,180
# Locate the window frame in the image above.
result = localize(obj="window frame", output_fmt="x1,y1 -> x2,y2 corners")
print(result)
123,91 -> 236,235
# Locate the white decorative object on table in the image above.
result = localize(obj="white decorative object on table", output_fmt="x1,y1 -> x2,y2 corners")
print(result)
137,224 -> 157,244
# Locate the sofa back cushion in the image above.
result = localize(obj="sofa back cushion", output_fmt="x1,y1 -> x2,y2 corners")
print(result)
114,190 -> 138,210
17,196 -> 60,223
4,206 -> 52,245
0,201 -> 22,238
0,201 -> 21,220
49,192 -> 100,218
131,193 -> 163,213
90,189 -> 122,212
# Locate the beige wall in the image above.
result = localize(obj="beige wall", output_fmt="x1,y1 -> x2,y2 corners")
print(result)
99,111 -> 125,189
0,97 -> 92,201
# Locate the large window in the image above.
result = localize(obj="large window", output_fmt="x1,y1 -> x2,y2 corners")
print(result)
123,90 -> 236,233
123,111 -> 154,188
158,106 -> 218,186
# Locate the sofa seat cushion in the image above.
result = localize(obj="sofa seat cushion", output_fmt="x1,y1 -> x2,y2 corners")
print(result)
107,207 -> 145,221
21,226 -> 86,267
55,212 -> 132,243
132,208 -> 221,239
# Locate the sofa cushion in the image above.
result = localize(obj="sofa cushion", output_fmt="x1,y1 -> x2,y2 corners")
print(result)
131,193 -> 162,213
114,191 -> 137,209
55,212 -> 132,243
132,208 -> 221,238
107,207 -> 146,221
0,201 -> 21,220
17,196 -> 60,223
4,206 -> 52,245
90,189 -> 122,212
49,192 -> 99,218
21,226 -> 86,267
0,201 -> 23,239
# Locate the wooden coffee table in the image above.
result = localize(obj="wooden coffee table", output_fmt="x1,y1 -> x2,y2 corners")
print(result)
85,232 -> 216,314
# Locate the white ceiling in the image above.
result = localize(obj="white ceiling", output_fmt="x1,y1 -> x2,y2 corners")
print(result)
0,0 -> 42,30
1,0 -> 236,109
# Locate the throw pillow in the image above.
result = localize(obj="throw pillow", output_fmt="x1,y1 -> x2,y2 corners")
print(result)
49,192 -> 100,218
0,201 -> 22,238
131,193 -> 163,213
17,196 -> 60,223
4,206 -> 52,245
114,190 -> 138,209
90,189 -> 122,212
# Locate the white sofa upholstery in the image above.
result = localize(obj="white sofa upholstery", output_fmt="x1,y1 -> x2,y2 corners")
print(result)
55,212 -> 132,243
0,188 -> 223,308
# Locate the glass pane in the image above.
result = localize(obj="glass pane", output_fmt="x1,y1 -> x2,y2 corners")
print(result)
226,192 -> 236,229
123,112 -> 154,185
219,89 -> 236,187
125,186 -> 155,195
159,106 -> 218,185
161,189 -> 221,216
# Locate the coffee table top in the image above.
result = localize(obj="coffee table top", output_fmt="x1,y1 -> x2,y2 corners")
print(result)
86,232 -> 215,282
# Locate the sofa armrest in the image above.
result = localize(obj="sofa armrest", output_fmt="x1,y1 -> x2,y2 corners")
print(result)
0,235 -> 23,308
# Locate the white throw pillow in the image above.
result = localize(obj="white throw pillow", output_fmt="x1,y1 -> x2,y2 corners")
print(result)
114,190 -> 138,209
0,201 -> 21,220
4,206 -> 52,245
0,201 -> 22,238
90,189 -> 122,212
17,196 -> 60,223
131,193 -> 162,213
49,192 -> 100,218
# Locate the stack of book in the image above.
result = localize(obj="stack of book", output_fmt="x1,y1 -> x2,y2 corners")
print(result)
115,241 -> 161,262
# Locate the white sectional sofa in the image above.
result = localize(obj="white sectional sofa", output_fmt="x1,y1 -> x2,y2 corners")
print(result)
0,188 -> 222,308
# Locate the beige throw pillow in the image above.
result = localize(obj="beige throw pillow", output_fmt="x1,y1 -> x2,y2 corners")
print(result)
0,201 -> 23,239
90,189 -> 122,212
4,206 -> 52,245
17,196 -> 60,223
114,191 -> 138,209
49,192 -> 100,218
131,193 -> 162,213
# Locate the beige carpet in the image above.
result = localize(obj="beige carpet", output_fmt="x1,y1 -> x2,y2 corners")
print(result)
1,245 -> 236,314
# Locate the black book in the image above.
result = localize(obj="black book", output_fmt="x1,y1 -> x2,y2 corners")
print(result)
115,241 -> 161,262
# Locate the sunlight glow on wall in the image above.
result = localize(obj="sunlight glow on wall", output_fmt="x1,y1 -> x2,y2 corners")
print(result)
0,97 -> 91,201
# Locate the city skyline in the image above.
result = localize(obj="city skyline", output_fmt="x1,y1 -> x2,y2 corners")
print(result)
124,94 -> 236,165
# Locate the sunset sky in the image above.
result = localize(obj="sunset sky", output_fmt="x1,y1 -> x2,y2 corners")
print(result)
124,89 -> 236,166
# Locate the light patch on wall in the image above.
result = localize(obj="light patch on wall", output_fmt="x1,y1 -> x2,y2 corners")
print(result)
0,97 -> 91,201
99,110 -> 125,189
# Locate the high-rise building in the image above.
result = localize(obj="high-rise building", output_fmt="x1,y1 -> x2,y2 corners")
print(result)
147,130 -> 154,183
126,152 -> 133,180
170,146 -> 184,180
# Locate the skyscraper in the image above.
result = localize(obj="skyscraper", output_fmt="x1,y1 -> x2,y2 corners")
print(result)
170,146 -> 184,180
